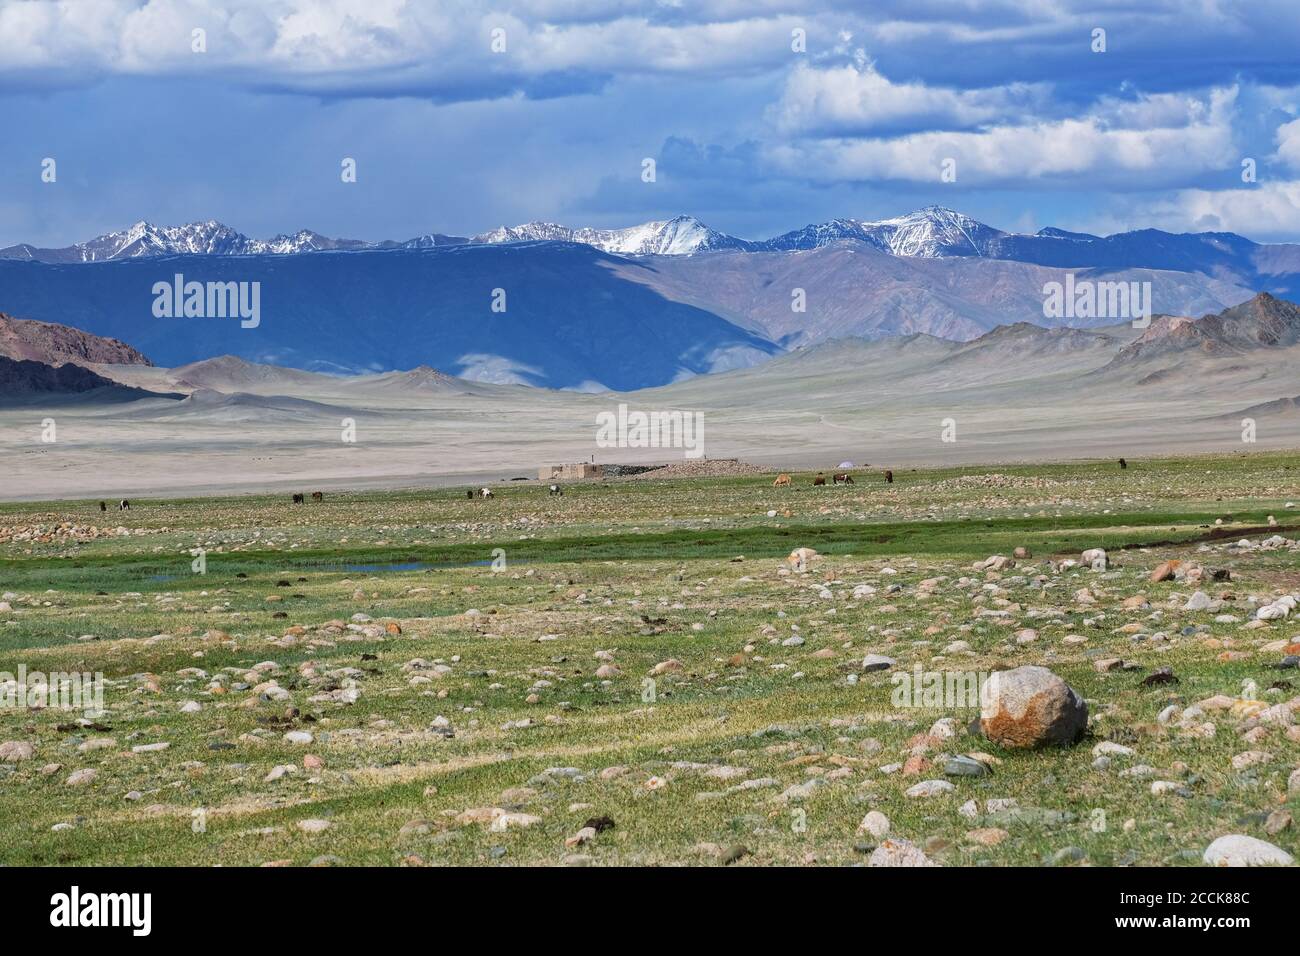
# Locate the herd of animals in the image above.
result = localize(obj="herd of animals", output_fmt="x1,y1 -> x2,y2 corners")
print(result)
772,470 -> 884,486
92,462 -> 1135,511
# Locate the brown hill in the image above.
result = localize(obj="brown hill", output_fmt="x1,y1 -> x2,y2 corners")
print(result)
1114,292 -> 1300,362
0,312 -> 152,366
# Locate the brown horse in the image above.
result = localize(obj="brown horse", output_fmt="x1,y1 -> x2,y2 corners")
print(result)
772,474 -> 791,487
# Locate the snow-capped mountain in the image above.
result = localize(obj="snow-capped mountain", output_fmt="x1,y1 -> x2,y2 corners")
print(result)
472,215 -> 753,255
0,221 -> 467,263
6,208 -> 1300,288
761,206 -> 1007,256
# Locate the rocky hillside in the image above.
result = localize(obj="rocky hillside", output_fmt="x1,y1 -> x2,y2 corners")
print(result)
0,356 -> 135,395
1114,292 -> 1300,362
0,312 -> 152,366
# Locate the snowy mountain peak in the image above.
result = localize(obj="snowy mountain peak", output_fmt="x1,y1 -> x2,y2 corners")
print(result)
763,207 -> 1006,257
471,216 -> 751,255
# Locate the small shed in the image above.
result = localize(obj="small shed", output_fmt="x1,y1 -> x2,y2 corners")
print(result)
539,462 -> 604,480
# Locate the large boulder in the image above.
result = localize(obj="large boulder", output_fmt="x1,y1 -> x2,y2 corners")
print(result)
1203,834 -> 1294,867
979,666 -> 1088,748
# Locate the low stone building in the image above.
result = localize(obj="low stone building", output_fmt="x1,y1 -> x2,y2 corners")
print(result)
539,462 -> 603,480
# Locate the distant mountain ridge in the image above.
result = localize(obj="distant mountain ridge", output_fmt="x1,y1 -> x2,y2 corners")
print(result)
0,243 -> 781,390
0,220 -> 469,264
7,207 -> 1300,292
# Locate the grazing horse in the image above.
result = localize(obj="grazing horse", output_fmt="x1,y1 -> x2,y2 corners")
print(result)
884,470 -> 894,485
549,484 -> 563,496
119,499 -> 131,511
832,473 -> 854,484
480,487 -> 494,499
311,491 -> 324,502
99,501 -> 107,512
292,493 -> 304,504
813,473 -> 827,486
1118,458 -> 1127,470
772,474 -> 791,487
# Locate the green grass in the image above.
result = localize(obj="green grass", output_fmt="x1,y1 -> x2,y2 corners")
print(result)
0,450 -> 1297,866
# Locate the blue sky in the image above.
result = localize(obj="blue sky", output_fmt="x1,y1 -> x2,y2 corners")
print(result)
4,0 -> 1300,248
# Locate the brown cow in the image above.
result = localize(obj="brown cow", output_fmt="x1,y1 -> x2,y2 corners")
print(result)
884,470 -> 894,484
772,474 -> 791,487
832,473 -> 854,484
99,501 -> 107,512
466,489 -> 475,500
311,491 -> 324,502
1118,458 -> 1127,470
813,473 -> 826,486
292,493 -> 304,504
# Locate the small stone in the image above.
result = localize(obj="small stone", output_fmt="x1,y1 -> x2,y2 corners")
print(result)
966,827 -> 1008,847
0,741 -> 34,762
1264,810 -> 1292,835
944,755 -> 989,777
867,837 -> 936,867
489,812 -> 542,831
858,810 -> 890,838
905,779 -> 955,798
1231,750 -> 1272,770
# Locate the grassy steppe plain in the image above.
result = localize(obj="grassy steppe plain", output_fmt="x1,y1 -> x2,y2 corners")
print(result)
1,452 -> 1298,866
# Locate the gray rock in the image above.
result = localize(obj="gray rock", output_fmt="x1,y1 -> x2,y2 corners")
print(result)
905,779 -> 955,798
867,837 -> 937,867
944,755 -> 989,777
0,740 -> 34,762
1202,834 -> 1294,867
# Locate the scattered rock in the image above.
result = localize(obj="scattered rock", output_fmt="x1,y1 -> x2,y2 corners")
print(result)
979,666 -> 1088,748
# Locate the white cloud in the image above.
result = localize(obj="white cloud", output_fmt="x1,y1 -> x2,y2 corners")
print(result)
1150,180 -> 1300,237
773,61 -> 1049,134
1273,117 -> 1300,170
765,85 -> 1240,186
0,0 -> 818,95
